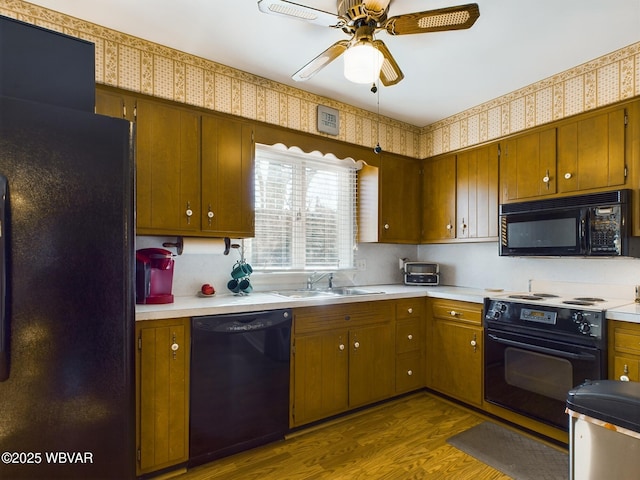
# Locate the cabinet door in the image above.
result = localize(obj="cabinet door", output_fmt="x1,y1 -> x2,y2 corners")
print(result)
349,322 -> 395,408
136,319 -> 190,476
95,87 -> 136,121
379,153 -> 421,243
201,115 -> 255,237
136,99 -> 200,234
456,143 -> 499,239
428,319 -> 482,406
422,154 -> 456,241
557,108 -> 626,193
501,128 -> 556,201
292,330 -> 349,426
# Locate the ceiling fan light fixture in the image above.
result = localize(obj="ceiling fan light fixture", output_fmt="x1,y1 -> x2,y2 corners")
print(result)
343,42 -> 384,84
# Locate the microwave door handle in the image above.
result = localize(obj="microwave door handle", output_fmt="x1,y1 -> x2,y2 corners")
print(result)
487,333 -> 596,361
580,211 -> 588,252
0,176 -> 8,381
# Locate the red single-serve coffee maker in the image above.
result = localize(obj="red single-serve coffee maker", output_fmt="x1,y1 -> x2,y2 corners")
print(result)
136,248 -> 175,304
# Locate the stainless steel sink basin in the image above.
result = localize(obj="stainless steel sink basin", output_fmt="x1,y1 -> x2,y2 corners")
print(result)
271,287 -> 383,298
270,290 -> 335,299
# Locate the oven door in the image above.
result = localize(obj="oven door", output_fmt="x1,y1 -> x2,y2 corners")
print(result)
484,327 -> 603,430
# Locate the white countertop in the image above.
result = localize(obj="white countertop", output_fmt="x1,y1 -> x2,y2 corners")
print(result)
135,284 -> 489,321
136,283 -> 640,324
605,302 -> 640,324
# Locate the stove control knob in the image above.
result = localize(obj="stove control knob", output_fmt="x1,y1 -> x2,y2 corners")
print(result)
572,312 -> 584,323
577,320 -> 591,334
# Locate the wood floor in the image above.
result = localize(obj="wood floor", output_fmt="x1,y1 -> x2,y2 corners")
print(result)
173,392 -> 521,480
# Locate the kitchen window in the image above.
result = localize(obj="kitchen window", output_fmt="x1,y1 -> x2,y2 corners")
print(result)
246,144 -> 359,270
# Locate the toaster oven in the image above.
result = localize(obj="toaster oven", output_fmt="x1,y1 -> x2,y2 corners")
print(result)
403,262 -> 439,286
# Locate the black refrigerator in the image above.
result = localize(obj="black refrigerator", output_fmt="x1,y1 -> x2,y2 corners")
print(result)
0,95 -> 136,479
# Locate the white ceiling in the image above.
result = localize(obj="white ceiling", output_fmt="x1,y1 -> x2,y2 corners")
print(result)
25,0 -> 640,126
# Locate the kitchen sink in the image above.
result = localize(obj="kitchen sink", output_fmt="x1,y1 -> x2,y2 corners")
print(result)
271,287 -> 384,298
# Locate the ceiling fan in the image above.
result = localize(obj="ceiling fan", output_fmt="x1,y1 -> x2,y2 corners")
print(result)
257,0 -> 480,86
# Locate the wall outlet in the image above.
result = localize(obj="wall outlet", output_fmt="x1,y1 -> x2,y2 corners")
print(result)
356,259 -> 366,271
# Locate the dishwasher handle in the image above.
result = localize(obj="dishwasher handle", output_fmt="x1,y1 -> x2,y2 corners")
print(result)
193,309 -> 292,333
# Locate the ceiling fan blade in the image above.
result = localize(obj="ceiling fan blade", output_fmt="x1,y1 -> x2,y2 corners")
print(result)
257,0 -> 341,27
383,3 -> 480,35
372,40 -> 404,86
363,0 -> 391,17
292,40 -> 349,82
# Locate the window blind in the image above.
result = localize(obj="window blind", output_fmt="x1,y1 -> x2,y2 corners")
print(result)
247,144 -> 358,270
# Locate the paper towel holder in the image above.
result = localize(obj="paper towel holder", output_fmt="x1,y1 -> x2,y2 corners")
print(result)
162,236 -> 235,256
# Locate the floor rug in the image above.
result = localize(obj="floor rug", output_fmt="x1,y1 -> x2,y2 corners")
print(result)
447,421 -> 568,480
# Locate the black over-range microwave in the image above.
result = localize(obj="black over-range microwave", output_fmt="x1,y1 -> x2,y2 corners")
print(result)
499,189 -> 640,257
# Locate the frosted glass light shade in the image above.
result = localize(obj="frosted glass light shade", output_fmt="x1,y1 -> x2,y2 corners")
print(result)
343,43 -> 383,84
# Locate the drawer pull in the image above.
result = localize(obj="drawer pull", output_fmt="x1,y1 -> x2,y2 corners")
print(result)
449,310 -> 460,317
621,364 -> 630,382
407,307 -> 413,314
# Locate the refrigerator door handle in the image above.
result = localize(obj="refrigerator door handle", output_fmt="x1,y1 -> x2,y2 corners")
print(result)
0,175 -> 8,381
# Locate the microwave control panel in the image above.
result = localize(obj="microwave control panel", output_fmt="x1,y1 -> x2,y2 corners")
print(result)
589,205 -> 622,254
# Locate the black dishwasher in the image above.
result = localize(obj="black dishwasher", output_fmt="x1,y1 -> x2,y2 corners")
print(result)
189,309 -> 292,467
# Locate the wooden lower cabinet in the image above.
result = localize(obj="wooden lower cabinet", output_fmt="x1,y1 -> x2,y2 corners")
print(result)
426,299 -> 483,407
135,318 -> 190,476
291,301 -> 396,427
609,320 -> 640,382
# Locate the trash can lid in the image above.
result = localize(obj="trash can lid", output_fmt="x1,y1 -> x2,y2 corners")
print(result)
567,380 -> 640,433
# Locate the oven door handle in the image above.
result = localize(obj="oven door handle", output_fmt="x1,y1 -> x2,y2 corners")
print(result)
487,333 -> 596,361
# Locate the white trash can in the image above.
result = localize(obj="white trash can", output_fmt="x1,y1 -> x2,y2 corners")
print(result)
566,380 -> 640,480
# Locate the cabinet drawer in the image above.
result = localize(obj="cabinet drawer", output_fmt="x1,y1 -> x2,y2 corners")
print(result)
431,300 -> 482,325
396,351 -> 424,393
294,301 -> 394,334
614,329 -> 640,356
396,318 -> 422,353
396,298 -> 424,320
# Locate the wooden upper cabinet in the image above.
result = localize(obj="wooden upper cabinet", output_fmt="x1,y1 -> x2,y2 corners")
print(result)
557,107 -> 626,193
422,154 -> 456,241
95,87 -> 136,121
456,143 -> 499,240
201,115 -> 255,237
378,153 -> 421,243
500,128 -> 557,202
135,99 -> 201,235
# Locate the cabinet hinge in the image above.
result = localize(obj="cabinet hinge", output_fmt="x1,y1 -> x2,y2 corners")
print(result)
624,111 -> 628,126
138,336 -> 142,351
497,144 -> 501,158
625,165 -> 628,178
137,448 -> 141,463
291,339 -> 295,356
133,102 -> 138,122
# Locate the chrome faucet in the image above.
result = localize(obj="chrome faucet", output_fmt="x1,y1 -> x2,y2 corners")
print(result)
307,272 -> 334,290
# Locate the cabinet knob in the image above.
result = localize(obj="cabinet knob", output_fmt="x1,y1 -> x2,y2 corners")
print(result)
384,223 -> 390,230
171,342 -> 179,352
407,370 -> 413,376
449,310 -> 460,316
407,334 -> 413,340
207,204 -> 214,225
407,307 -> 413,314
353,341 -> 360,349
542,169 -> 551,189
185,202 -> 193,224
621,364 -> 630,381
338,344 -> 345,351
470,333 -> 478,352
460,218 -> 467,231
564,172 -> 572,179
